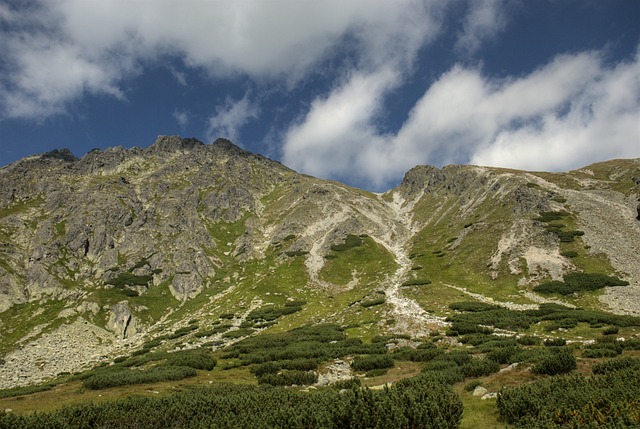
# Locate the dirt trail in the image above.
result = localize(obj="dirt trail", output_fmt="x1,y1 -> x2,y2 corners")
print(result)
377,192 -> 448,335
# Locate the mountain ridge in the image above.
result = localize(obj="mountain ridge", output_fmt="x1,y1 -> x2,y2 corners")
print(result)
0,135 -> 639,389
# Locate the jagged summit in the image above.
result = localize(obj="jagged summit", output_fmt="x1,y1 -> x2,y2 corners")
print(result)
148,135 -> 205,153
40,148 -> 78,163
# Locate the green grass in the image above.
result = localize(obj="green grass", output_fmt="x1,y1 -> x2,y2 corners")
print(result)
0,300 -> 68,355
0,196 -> 44,219
320,235 -> 397,286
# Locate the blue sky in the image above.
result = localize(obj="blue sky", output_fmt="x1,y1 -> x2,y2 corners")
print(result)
0,0 -> 638,191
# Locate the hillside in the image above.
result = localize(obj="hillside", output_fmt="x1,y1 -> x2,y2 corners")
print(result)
1,136 -> 639,427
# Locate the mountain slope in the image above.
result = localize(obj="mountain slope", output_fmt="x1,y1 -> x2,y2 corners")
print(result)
0,136 -> 638,389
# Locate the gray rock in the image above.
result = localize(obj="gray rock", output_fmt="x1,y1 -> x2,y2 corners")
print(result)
472,386 -> 488,397
107,301 -> 137,339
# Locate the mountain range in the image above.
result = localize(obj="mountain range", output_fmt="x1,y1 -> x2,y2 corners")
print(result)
1,135 -> 639,391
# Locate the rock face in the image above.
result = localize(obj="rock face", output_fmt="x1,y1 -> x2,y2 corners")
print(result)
0,136 -> 638,388
107,301 -> 137,339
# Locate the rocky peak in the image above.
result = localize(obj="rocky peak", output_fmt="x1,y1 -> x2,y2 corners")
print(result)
148,135 -> 204,153
41,148 -> 78,163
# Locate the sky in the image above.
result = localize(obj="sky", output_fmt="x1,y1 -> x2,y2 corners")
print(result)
0,0 -> 638,191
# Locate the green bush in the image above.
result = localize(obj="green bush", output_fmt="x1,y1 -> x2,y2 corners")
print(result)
401,278 -> 431,287
498,367 -> 640,427
352,355 -> 394,372
365,368 -> 388,377
332,377 -> 361,390
543,338 -> 566,347
486,347 -> 519,365
246,305 -> 303,322
164,350 -> 217,370
582,338 -> 623,358
106,272 -> 153,288
330,234 -> 363,251
536,211 -> 569,222
516,335 -> 541,346
461,358 -> 500,378
1,374 -> 465,429
82,365 -> 196,390
534,272 -> 629,295
257,370 -> 318,386
168,324 -> 198,339
0,383 -> 55,399
360,298 -> 386,308
531,347 -> 576,375
592,356 -> 640,375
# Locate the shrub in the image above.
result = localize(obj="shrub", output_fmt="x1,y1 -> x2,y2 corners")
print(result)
401,279 -> 431,287
360,298 -> 385,308
246,305 -> 303,322
0,376 -> 465,429
365,368 -> 388,377
603,326 -> 619,335
0,383 -> 55,399
582,338 -> 623,358
83,365 -> 196,390
330,234 -> 363,251
164,350 -> 217,370
449,301 -> 500,312
498,367 -> 640,427
543,338 -> 566,347
351,355 -> 394,372
531,347 -> 576,375
461,358 -> 500,378
106,272 -> 153,288
536,211 -> 569,222
168,325 -> 198,339
534,273 -> 629,295
486,347 -> 519,365
592,356 -> 640,375
332,377 -> 361,390
257,370 -> 318,386
516,335 -> 541,346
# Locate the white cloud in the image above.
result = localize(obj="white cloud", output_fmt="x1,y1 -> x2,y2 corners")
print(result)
283,49 -> 640,190
205,94 -> 259,143
283,68 -> 398,188
173,109 -> 189,128
0,0 -> 445,120
455,0 -> 511,56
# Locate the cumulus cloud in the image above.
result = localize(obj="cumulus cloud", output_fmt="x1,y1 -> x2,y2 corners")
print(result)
283,68 -> 398,188
206,94 -> 260,143
0,0 -> 444,120
283,49 -> 640,190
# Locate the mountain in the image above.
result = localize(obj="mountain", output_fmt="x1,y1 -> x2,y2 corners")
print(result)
0,135 -> 639,392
